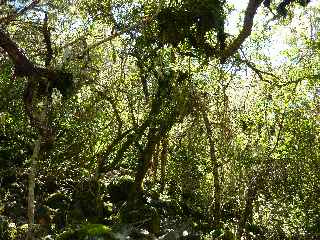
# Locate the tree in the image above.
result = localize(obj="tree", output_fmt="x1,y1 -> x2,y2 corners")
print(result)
0,0 -> 319,239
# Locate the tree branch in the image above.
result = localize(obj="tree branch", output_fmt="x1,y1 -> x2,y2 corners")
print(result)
0,27 -> 59,79
0,27 -> 35,74
221,0 -> 264,62
43,13 -> 53,67
238,57 -> 312,87
0,27 -> 57,143
0,0 -> 41,25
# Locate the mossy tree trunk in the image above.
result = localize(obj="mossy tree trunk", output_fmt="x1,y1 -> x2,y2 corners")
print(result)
134,127 -> 168,194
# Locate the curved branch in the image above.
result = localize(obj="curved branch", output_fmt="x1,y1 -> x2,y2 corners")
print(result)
0,28 -> 35,74
221,0 -> 264,62
0,27 -> 60,79
0,27 -> 57,143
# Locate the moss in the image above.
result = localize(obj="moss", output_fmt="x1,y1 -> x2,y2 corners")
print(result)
80,224 -> 110,236
57,224 -> 114,240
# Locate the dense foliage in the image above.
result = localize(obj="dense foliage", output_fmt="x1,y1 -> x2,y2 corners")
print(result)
0,0 -> 319,239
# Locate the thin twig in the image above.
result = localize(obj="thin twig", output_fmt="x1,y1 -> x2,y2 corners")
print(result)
237,55 -> 311,88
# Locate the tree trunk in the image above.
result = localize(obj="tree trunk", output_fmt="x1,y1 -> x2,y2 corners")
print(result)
212,162 -> 221,226
26,93 -> 49,240
238,175 -> 262,239
134,128 -> 161,194
151,143 -> 160,182
159,137 -> 168,193
202,111 -> 221,227
27,138 -> 41,240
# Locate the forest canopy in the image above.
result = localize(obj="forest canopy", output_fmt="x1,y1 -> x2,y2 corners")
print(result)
0,0 -> 319,239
